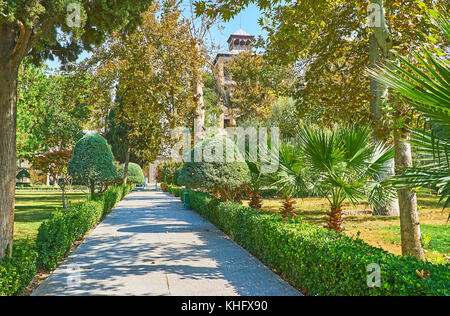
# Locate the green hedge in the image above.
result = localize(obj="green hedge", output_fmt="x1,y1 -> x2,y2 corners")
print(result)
15,185 -> 87,191
170,187 -> 449,296
35,184 -> 133,271
167,184 -> 185,200
35,200 -> 103,270
1,184 -> 133,296
101,184 -> 132,218
0,243 -> 37,296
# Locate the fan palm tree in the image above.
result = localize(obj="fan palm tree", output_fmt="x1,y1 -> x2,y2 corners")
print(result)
371,11 -> 450,210
266,142 -> 312,219
297,125 -> 395,232
246,160 -> 265,210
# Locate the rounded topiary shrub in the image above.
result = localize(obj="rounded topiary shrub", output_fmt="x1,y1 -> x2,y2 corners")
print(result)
68,135 -> 117,194
117,162 -> 145,184
178,136 -> 251,201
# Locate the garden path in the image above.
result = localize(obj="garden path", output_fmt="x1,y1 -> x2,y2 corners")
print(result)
33,190 -> 301,296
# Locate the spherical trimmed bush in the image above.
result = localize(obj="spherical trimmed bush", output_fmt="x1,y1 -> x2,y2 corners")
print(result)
68,135 -> 117,193
117,162 -> 145,184
178,136 -> 251,200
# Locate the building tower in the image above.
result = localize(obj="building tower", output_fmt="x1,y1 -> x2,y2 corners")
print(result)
214,30 -> 255,128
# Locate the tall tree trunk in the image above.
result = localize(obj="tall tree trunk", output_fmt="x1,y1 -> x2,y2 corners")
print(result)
394,130 -> 425,260
193,42 -> 206,145
90,181 -> 95,197
193,70 -> 206,144
0,25 -> 21,259
369,6 -> 399,216
123,145 -> 131,186
370,0 -> 423,259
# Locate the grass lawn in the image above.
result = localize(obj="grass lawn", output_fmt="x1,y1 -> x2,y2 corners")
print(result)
14,190 -> 89,242
244,193 -> 449,263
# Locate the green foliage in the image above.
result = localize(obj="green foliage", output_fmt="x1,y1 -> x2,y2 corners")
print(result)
167,185 -> 185,201
15,184 -> 87,191
89,2 -> 203,166
170,187 -> 449,296
35,200 -> 103,270
196,0 -> 448,128
265,98 -> 300,141
35,185 -> 133,270
157,161 -> 183,185
68,135 -> 117,189
0,242 -> 37,296
178,136 -> 251,200
266,142 -> 311,201
1,1 -> 152,65
373,11 -> 450,209
297,125 -> 395,209
204,73 -> 222,127
17,61 -> 89,159
117,163 -> 145,185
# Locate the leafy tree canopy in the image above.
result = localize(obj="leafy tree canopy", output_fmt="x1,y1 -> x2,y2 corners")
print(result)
17,60 -> 89,158
0,0 -> 152,65
87,1 -> 206,163
31,148 -> 72,183
195,0 -> 448,127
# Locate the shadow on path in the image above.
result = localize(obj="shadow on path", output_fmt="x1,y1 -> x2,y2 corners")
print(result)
33,191 -> 301,296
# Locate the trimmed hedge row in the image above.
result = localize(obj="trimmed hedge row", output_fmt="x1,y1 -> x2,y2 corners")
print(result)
15,185 -> 88,191
36,184 -> 133,270
35,200 -> 104,270
169,187 -> 449,296
0,184 -> 134,296
167,184 -> 185,200
0,243 -> 37,296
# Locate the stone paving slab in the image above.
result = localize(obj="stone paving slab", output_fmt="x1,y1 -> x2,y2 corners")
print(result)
32,191 -> 302,296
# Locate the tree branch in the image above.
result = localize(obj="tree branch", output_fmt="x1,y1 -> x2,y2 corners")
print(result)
12,20 -> 25,56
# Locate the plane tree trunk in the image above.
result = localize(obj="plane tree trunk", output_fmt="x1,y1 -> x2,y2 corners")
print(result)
394,131 -> 425,260
193,42 -> 206,144
369,0 -> 424,259
369,14 -> 399,217
0,23 -> 24,259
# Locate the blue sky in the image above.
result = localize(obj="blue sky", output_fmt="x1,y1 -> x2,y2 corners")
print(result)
46,3 -> 265,70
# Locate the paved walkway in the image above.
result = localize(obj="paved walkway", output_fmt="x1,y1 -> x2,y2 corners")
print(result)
33,191 -> 301,296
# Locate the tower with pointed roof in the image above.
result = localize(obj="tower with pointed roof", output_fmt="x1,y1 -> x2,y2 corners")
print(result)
213,29 -> 255,128
228,29 -> 254,53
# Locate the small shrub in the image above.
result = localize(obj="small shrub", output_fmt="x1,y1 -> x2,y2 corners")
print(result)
68,135 -> 117,195
117,163 -> 145,184
36,184 -> 133,270
177,136 -> 251,200
167,185 -> 185,201
0,243 -> 37,296
35,200 -> 103,270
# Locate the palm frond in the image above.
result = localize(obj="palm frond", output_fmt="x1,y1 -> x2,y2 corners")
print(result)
371,10 -> 450,209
